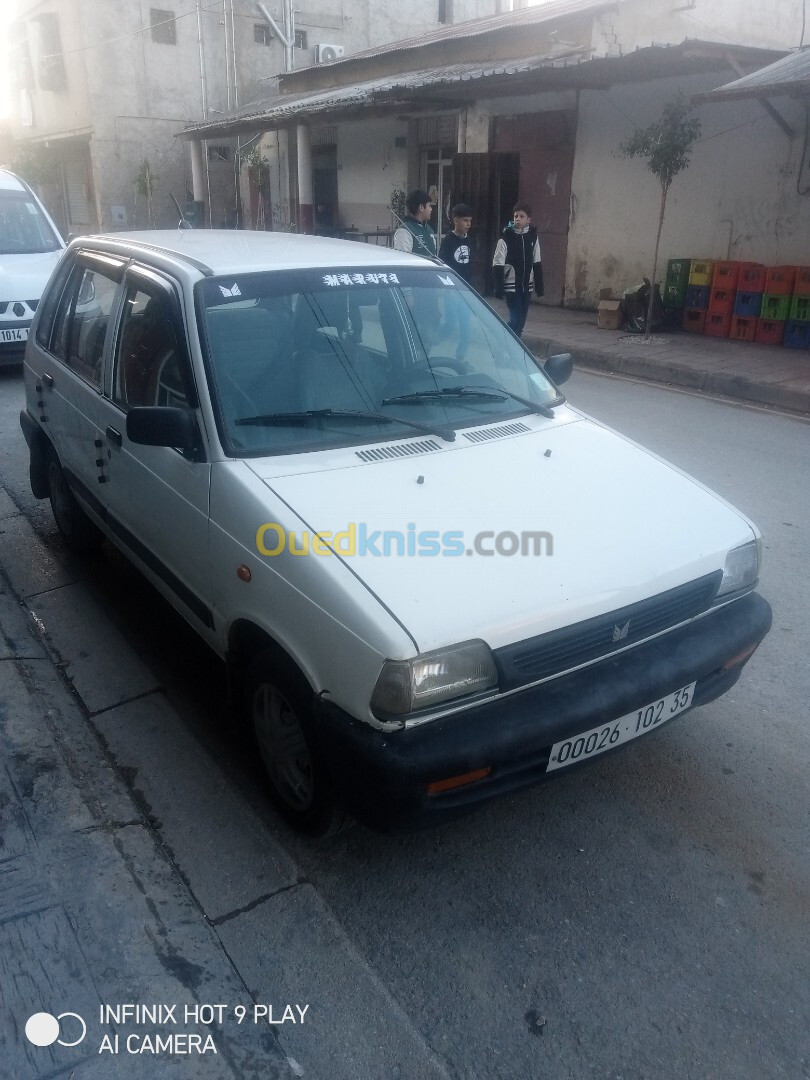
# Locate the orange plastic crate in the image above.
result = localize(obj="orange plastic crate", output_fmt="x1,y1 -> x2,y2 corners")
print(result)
709,287 -> 735,315
704,311 -> 731,337
755,319 -> 785,346
792,266 -> 810,295
711,261 -> 741,289
764,266 -> 797,295
730,315 -> 757,342
737,264 -> 767,292
682,307 -> 707,333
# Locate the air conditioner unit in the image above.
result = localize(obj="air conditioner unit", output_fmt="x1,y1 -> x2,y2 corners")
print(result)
316,43 -> 344,63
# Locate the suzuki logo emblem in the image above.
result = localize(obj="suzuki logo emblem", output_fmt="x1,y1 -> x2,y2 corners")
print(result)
612,620 -> 630,641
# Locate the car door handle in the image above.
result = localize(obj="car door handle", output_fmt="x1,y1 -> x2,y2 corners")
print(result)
105,426 -> 123,448
42,372 -> 54,388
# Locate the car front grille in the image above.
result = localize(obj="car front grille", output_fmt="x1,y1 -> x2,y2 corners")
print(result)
494,571 -> 723,690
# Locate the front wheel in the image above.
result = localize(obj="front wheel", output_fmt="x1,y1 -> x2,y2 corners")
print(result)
46,447 -> 102,553
245,652 -> 345,837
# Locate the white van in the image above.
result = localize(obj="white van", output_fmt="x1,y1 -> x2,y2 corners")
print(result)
20,231 -> 772,834
0,169 -> 65,366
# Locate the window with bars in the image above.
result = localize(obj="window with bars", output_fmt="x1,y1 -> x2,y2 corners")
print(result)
294,29 -> 307,50
150,9 -> 176,45
254,23 -> 272,45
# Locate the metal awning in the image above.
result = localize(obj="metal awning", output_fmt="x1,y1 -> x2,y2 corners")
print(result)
699,47 -> 810,101
180,40 -> 784,140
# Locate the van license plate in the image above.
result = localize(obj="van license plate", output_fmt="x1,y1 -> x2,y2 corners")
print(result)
546,683 -> 696,772
0,327 -> 28,342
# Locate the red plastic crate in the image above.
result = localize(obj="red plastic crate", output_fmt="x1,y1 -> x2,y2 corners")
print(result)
708,287 -> 735,315
682,307 -> 707,333
711,261 -> 741,289
764,266 -> 797,295
737,264 -> 767,292
793,266 -> 810,295
730,315 -> 757,342
704,311 -> 731,337
755,319 -> 786,346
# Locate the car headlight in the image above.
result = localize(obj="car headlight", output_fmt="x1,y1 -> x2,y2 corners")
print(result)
716,539 -> 760,597
371,640 -> 498,717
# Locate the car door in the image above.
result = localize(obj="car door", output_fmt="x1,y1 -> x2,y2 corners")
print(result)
95,264 -> 215,632
33,251 -> 125,503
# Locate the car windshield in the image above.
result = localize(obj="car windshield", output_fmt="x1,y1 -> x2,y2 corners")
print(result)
198,266 -> 562,455
0,192 -> 62,254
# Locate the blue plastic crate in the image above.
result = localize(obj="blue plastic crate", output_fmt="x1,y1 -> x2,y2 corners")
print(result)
734,291 -> 763,317
783,319 -> 810,349
685,284 -> 709,309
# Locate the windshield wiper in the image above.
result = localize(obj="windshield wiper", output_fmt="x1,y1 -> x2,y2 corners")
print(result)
383,385 -> 556,419
235,408 -> 456,443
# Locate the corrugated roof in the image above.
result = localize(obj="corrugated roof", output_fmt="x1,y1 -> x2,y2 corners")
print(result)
296,0 -> 618,71
180,40 -> 782,140
706,47 -> 810,100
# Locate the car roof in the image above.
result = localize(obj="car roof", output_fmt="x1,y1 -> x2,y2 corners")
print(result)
76,229 -> 436,278
0,170 -> 29,194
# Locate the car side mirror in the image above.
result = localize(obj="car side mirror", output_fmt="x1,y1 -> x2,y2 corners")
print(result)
126,406 -> 199,451
543,352 -> 573,387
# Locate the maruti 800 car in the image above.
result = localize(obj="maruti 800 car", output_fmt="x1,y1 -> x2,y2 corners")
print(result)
20,231 -> 771,834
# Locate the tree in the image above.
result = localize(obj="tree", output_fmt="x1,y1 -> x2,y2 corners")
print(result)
620,95 -> 701,337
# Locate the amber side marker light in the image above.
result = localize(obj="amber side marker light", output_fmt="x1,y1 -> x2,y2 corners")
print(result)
426,767 -> 492,795
721,642 -> 759,671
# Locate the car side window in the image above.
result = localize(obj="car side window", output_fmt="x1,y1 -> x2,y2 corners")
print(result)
113,285 -> 190,410
50,264 -> 119,388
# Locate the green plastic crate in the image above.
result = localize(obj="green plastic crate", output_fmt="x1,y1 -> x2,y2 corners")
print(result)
789,294 -> 810,322
761,294 -> 791,321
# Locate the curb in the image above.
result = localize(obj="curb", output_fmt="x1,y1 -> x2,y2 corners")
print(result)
524,331 -> 810,416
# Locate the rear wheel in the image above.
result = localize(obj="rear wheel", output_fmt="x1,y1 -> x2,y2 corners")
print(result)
46,447 -> 102,553
245,652 -> 345,837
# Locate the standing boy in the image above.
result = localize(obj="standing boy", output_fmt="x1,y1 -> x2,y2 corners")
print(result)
393,190 -> 437,258
492,202 -> 543,338
438,203 -> 474,285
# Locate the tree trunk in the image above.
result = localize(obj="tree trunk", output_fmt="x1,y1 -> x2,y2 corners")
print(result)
645,183 -> 669,338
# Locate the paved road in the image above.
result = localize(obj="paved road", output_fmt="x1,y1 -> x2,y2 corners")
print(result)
1,364 -> 808,1080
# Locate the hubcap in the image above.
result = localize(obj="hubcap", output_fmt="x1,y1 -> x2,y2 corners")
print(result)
252,683 -> 314,812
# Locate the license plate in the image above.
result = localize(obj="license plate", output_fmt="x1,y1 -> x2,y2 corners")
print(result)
0,327 -> 29,343
546,683 -> 696,772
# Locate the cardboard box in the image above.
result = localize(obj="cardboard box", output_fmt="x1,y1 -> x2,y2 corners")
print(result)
597,299 -> 623,330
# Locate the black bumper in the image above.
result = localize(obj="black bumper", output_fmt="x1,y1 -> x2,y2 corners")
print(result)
314,592 -> 772,832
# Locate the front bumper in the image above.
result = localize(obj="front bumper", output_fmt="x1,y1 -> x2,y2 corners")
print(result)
314,592 -> 772,832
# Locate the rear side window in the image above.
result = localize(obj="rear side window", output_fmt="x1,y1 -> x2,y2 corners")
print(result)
50,263 -> 120,388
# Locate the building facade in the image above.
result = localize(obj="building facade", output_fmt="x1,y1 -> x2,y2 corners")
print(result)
6,0 -> 504,236
182,0 -> 809,305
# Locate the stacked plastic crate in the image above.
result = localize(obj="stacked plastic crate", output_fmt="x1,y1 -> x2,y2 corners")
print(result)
755,267 -> 794,345
705,261 -> 739,338
784,267 -> 810,349
680,259 -> 712,333
727,264 -> 766,340
664,258 -> 690,325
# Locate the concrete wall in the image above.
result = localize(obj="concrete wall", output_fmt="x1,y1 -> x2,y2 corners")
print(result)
335,118 -> 409,230
597,0 -> 806,56
565,72 -> 810,307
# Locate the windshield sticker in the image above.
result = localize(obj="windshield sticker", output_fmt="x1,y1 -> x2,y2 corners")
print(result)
219,283 -> 242,297
437,274 -> 456,286
322,272 -> 400,287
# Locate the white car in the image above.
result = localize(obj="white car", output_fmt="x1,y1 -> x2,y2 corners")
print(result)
20,230 -> 771,834
0,169 -> 65,366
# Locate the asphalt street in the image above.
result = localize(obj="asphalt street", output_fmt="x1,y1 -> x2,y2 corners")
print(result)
0,361 -> 808,1080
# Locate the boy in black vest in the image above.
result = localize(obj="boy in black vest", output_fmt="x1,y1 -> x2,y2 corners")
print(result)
492,201 -> 543,338
393,189 -> 437,258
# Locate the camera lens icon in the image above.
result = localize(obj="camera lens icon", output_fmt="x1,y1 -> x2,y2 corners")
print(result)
25,1011 -> 86,1048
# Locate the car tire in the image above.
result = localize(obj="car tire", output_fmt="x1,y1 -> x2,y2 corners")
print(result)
245,651 -> 346,837
46,447 -> 103,553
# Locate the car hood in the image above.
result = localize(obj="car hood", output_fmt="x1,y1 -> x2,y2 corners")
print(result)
0,250 -> 63,298
248,415 -> 755,654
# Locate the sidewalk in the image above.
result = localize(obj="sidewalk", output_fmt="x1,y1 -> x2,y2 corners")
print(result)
0,482 -> 451,1079
517,303 -> 810,415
